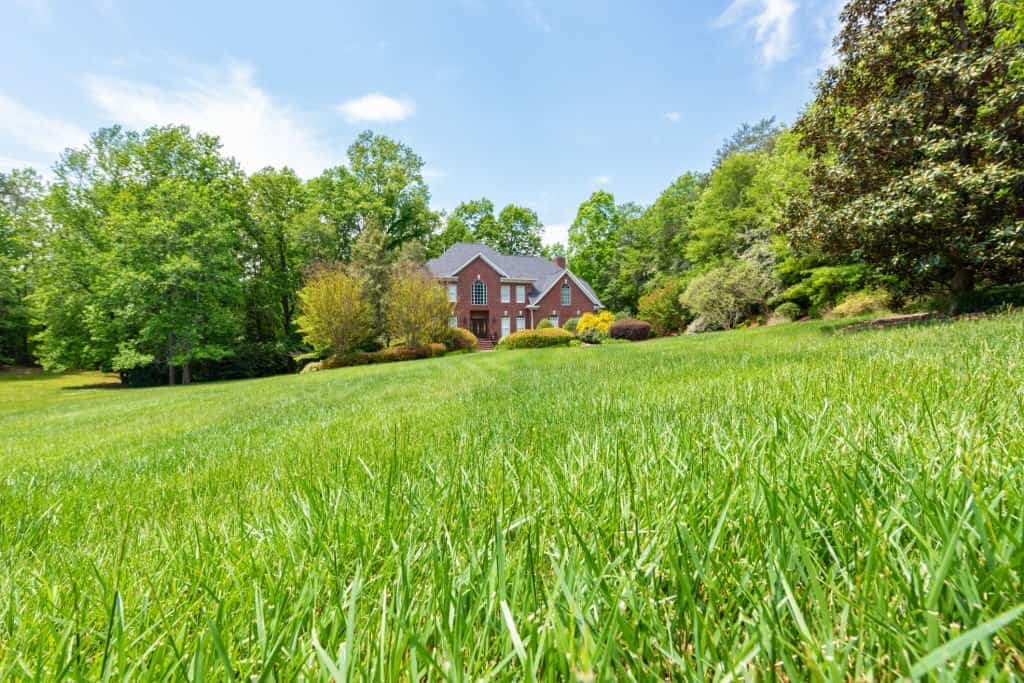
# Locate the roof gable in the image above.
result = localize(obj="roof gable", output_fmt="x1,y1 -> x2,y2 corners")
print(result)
426,242 -> 603,307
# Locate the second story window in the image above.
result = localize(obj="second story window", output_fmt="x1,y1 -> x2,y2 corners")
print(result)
561,283 -> 571,306
447,283 -> 457,303
516,285 -> 526,303
472,280 -> 488,305
500,285 -> 510,303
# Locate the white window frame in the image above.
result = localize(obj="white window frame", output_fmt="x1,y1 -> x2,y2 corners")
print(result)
472,280 -> 487,305
500,285 -> 510,303
516,285 -> 526,303
447,283 -> 458,303
561,284 -> 571,306
501,315 -> 511,338
549,314 -> 559,328
516,314 -> 526,331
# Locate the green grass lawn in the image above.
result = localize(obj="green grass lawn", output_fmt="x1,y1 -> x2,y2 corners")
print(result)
1,316 -> 1023,680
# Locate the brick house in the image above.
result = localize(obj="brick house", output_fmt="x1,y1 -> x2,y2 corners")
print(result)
426,242 -> 603,343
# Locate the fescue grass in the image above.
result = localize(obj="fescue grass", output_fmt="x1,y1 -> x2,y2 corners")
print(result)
1,316 -> 1023,680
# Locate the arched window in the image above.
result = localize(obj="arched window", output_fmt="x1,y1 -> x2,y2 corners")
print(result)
472,280 -> 488,305
561,284 -> 571,306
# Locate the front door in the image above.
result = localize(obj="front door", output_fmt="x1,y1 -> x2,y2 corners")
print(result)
470,315 -> 488,339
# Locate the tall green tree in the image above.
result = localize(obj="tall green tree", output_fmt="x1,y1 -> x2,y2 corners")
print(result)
790,0 -> 1024,307
685,152 -> 765,267
34,126 -> 247,384
245,167 -> 309,341
568,190 -> 623,308
350,220 -> 392,344
0,168 -> 45,365
492,204 -> 544,255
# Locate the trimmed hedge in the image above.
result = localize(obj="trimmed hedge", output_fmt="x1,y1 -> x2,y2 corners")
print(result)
320,344 -> 445,370
536,319 -> 554,329
444,327 -> 478,351
610,318 -> 652,341
497,328 -> 573,350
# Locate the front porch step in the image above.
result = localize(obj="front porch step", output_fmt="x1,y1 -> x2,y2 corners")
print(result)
477,339 -> 496,351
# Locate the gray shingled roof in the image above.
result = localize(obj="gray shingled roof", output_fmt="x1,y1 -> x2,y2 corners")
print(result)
426,242 -> 603,307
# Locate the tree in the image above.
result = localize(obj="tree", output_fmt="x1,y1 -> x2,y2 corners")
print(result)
0,169 -> 45,365
428,210 -> 474,257
637,278 -> 688,336
685,152 -> 765,267
347,131 -> 436,249
568,191 -> 622,306
790,0 -> 1024,308
350,220 -> 392,344
680,261 -> 775,330
492,204 -> 544,255
296,265 -> 372,356
713,117 -> 782,167
245,167 -> 309,341
33,126 -> 247,384
385,263 -> 450,347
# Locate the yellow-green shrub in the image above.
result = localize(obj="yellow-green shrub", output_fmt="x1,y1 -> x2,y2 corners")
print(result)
830,289 -> 891,318
497,328 -> 573,350
576,311 -> 615,336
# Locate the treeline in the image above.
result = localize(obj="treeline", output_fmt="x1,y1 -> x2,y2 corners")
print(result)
1,0 -> 1021,379
568,0 -> 1024,333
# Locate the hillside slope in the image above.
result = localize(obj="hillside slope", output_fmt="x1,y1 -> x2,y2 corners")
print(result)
1,317 -> 1022,679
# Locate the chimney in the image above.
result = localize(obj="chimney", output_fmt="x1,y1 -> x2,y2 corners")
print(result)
552,255 -> 566,269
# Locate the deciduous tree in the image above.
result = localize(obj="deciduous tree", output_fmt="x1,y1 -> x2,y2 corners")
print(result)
296,265 -> 372,355
385,263 -> 450,347
790,0 -> 1024,308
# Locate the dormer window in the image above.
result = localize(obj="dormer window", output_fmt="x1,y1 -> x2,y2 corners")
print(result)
472,280 -> 488,305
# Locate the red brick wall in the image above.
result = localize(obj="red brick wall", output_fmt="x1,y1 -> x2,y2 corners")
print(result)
532,276 -> 597,327
445,256 -> 598,338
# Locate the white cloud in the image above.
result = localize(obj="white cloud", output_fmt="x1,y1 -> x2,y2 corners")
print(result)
543,223 -> 569,246
422,166 -> 447,180
664,111 -> 682,123
592,175 -> 611,186
516,0 -> 552,32
83,62 -> 335,178
717,0 -> 798,65
0,155 -> 43,172
0,94 -> 89,157
336,93 -> 415,124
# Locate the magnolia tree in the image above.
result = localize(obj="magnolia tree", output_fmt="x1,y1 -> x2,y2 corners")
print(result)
385,264 -> 450,347
296,266 -> 372,356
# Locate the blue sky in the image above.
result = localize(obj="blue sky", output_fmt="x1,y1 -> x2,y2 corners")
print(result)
1,0 -> 842,244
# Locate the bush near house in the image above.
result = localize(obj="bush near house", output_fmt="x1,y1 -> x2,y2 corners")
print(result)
497,328 -> 573,349
563,317 -> 580,333
537,319 -> 554,329
443,327 -> 478,351
315,344 -> 447,370
577,311 -> 615,336
610,318 -> 652,341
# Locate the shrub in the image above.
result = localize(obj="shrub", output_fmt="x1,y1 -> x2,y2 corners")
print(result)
680,261 -> 775,331
563,317 -> 580,333
638,279 -> 688,336
297,266 -> 373,355
830,289 -> 891,318
386,264 -> 451,347
778,264 -> 868,312
537,319 -> 554,329
576,311 -> 615,336
426,342 -> 447,357
497,328 -> 573,349
300,361 -> 322,374
773,302 -> 802,321
610,318 -> 652,341
444,327 -> 478,351
320,345 -> 440,370
577,329 -> 605,344
568,339 -> 582,348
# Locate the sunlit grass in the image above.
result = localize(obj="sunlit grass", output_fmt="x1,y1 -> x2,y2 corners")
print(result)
1,316 -> 1023,679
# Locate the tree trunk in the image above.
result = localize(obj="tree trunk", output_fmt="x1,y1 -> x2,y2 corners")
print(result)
167,331 -> 176,386
182,361 -> 191,385
949,267 -> 975,315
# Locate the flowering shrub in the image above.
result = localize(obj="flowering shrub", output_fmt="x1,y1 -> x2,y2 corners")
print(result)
576,311 -> 615,336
